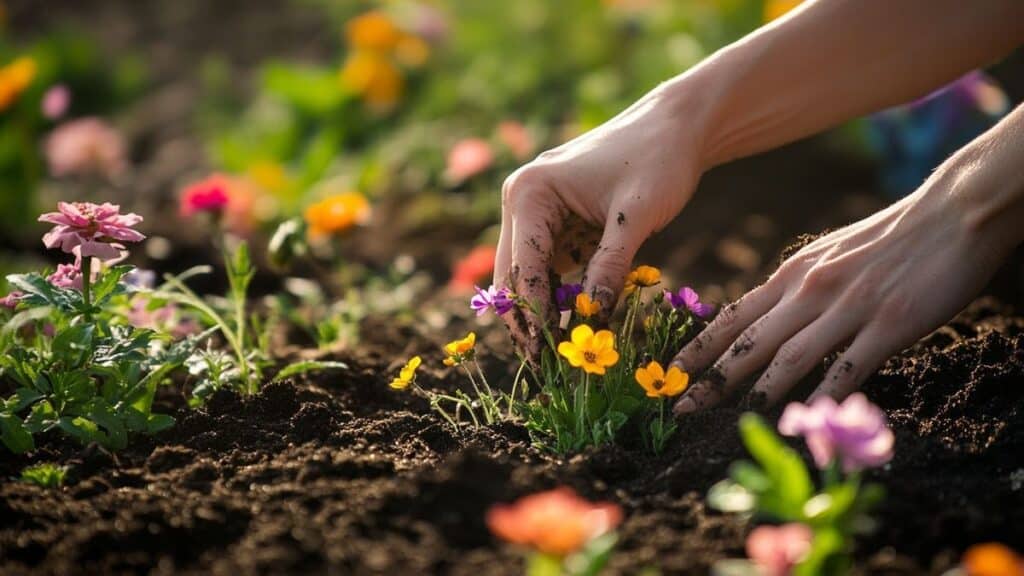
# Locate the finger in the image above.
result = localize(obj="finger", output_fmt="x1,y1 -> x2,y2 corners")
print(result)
809,325 -> 892,401
670,281 -> 783,375
746,306 -> 862,409
494,179 -> 515,290
551,215 -> 601,275
507,186 -> 563,360
673,299 -> 817,415
580,206 -> 646,320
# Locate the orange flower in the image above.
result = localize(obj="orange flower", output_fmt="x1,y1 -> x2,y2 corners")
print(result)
304,192 -> 371,238
763,0 -> 803,22
448,244 -> 497,293
345,10 -> 403,52
395,35 -> 430,68
340,51 -> 403,109
574,293 -> 601,318
623,265 -> 661,296
0,56 -> 36,112
635,361 -> 689,398
963,543 -> 1024,576
487,487 -> 622,557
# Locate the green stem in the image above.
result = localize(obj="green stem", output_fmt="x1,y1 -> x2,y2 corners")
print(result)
80,257 -> 92,319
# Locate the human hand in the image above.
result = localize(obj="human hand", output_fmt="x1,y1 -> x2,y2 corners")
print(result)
672,142 -> 1024,414
494,82 -> 707,360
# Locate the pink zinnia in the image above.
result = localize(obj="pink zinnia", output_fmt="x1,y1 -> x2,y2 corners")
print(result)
41,84 -> 70,120
0,291 -> 23,309
180,175 -> 232,217
497,121 -> 534,160
44,117 -> 126,179
39,201 -> 145,262
47,263 -> 83,290
778,393 -> 895,472
446,138 -> 494,183
746,523 -> 814,576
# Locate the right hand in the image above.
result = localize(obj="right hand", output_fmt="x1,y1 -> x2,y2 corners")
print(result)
494,83 -> 707,360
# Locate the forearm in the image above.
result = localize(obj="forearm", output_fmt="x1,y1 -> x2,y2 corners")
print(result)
667,0 -> 1024,168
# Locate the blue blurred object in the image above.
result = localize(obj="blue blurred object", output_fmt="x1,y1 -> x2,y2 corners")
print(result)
866,71 -> 1009,197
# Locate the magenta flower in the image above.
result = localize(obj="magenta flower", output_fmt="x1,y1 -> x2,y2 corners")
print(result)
179,175 -> 231,218
778,393 -> 895,472
746,523 -> 813,576
39,202 -> 145,262
470,284 -> 514,316
555,283 -> 583,312
41,84 -> 70,120
665,286 -> 714,318
0,291 -> 23,309
47,263 -> 83,290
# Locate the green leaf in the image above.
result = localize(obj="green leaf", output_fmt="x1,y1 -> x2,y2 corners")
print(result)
794,527 -> 848,576
86,399 -> 127,450
271,360 -> 349,383
729,460 -> 771,492
89,265 -> 131,304
58,416 -> 106,446
5,388 -> 44,413
0,412 -> 35,453
707,479 -> 757,514
51,323 -> 95,368
262,62 -> 344,115
19,463 -> 66,488
566,532 -> 617,576
6,273 -> 79,311
145,413 -> 174,434
738,413 -> 813,520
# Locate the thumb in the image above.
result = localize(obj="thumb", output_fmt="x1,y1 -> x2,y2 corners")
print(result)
581,209 -> 646,321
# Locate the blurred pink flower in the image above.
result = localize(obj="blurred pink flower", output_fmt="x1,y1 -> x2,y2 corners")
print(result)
779,393 -> 894,472
448,244 -> 497,293
47,263 -> 83,290
180,175 -> 231,217
0,291 -> 23,309
446,138 -> 494,183
497,121 -> 534,160
746,523 -> 814,576
44,117 -> 126,179
39,201 -> 145,262
41,84 -> 70,120
127,300 -> 199,339
409,3 -> 449,43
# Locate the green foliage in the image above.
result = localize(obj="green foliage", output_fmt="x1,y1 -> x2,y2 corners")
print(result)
19,462 -> 67,488
707,413 -> 886,576
0,266 -> 204,453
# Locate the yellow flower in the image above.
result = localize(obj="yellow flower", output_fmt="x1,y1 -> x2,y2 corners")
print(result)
390,355 -> 422,390
345,10 -> 403,52
557,325 -> 619,376
574,293 -> 601,318
304,192 -> 371,238
443,332 -> 476,366
635,361 -> 689,398
623,265 -> 661,296
395,35 -> 430,68
246,161 -> 289,195
763,0 -> 803,23
340,51 -> 404,109
0,56 -> 37,112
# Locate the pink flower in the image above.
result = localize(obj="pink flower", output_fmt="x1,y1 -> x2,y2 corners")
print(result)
39,201 -> 145,262
127,299 -> 199,339
0,291 -> 23,309
446,138 -> 494,183
47,263 -> 83,290
180,175 -> 231,217
44,117 -> 126,179
41,84 -> 70,120
665,286 -> 714,318
746,523 -> 814,576
497,121 -> 534,160
779,393 -> 895,472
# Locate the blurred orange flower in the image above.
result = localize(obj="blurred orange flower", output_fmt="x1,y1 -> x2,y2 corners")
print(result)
345,10 -> 403,52
763,0 -> 803,22
963,543 -> 1024,576
497,121 -> 534,160
487,487 -> 622,556
304,192 -> 371,238
0,56 -> 36,112
446,138 -> 494,183
340,51 -> 404,109
395,35 -> 430,68
448,244 -> 497,293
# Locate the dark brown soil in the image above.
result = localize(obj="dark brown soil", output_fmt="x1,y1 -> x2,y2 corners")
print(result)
1,293 -> 1021,576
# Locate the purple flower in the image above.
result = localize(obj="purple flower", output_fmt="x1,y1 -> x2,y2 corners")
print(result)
665,286 -> 714,318
47,263 -> 83,290
470,284 -> 514,316
555,283 -> 583,312
0,291 -> 23,309
778,393 -> 894,472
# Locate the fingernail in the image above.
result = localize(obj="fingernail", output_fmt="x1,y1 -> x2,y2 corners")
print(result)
673,395 -> 696,416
